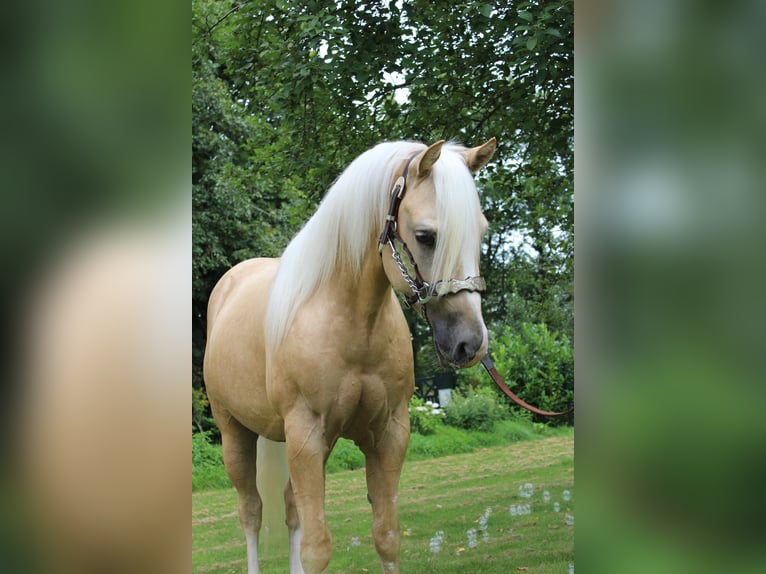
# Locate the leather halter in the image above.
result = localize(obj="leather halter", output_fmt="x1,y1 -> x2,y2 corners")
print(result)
378,152 -> 573,419
378,152 -> 487,309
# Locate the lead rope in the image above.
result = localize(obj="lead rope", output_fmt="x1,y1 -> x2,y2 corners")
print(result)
481,355 -> 574,417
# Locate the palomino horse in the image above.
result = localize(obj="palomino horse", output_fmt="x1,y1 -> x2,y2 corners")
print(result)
203,138 -> 496,574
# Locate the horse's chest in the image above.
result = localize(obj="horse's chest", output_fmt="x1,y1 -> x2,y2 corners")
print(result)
331,371 -> 407,438
333,367 -> 405,414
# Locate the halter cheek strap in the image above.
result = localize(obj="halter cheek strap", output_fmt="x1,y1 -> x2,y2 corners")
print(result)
378,152 -> 486,309
377,152 -> 417,256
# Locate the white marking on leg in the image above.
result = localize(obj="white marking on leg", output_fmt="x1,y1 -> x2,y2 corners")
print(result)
245,530 -> 260,574
289,527 -> 304,574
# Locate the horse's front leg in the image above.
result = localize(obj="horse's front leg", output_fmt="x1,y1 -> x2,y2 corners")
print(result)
363,403 -> 411,574
284,409 -> 332,574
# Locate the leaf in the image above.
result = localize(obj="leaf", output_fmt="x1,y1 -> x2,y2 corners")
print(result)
479,4 -> 493,18
526,36 -> 538,51
518,11 -> 533,22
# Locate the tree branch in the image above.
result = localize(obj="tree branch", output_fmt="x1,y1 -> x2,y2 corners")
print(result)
205,3 -> 246,36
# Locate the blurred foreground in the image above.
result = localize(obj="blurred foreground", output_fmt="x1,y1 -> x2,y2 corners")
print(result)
577,1 -> 766,572
0,1 -> 189,572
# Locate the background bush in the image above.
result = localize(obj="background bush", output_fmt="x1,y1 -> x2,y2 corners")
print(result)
408,396 -> 445,435
325,438 -> 366,473
442,386 -> 511,433
192,431 -> 230,491
458,322 -> 574,426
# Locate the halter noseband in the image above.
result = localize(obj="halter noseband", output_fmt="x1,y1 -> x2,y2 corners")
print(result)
377,152 -> 487,309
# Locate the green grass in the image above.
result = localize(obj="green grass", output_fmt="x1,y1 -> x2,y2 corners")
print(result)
194,420 -> 569,489
193,431 -> 574,573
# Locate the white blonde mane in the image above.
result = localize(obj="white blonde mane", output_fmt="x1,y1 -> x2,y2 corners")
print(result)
429,145 -> 484,284
265,140 -> 483,351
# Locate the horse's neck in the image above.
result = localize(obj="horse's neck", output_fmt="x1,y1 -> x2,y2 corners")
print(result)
328,244 -> 393,323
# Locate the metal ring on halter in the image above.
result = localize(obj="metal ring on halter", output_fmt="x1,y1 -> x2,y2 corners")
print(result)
413,283 -> 433,305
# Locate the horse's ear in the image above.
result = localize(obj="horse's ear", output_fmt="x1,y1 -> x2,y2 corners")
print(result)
463,137 -> 497,173
414,140 -> 445,178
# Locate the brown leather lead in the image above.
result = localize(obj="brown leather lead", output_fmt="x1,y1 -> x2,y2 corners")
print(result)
481,355 -> 574,418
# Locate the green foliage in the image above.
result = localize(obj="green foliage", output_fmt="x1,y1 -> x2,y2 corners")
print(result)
192,387 -> 216,434
193,422 -> 570,492
407,419 -> 564,460
408,396 -> 445,436
473,322 -> 574,425
442,386 -> 511,433
192,431 -> 230,492
493,418 -> 540,442
191,0 -> 574,428
406,424 -> 506,459
325,438 -> 366,474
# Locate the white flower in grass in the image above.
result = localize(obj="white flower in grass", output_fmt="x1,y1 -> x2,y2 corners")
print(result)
466,528 -> 478,549
429,530 -> 445,554
509,503 -> 531,517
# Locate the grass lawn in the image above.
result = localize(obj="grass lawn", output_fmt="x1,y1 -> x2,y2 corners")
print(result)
192,432 -> 574,573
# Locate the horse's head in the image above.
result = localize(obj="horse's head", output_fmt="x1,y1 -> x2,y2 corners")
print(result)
381,138 -> 497,369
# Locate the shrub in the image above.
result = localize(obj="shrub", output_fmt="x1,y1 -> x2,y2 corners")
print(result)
408,396 -> 445,435
326,438 -> 365,473
192,431 -> 231,491
458,322 -> 574,426
442,386 -> 510,432
406,424 -> 480,458
192,387 -> 217,434
496,322 -> 573,425
493,419 -> 536,442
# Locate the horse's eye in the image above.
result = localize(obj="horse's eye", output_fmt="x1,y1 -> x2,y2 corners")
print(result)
415,230 -> 436,249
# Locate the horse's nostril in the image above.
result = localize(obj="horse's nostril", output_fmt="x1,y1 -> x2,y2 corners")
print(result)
454,339 -> 479,364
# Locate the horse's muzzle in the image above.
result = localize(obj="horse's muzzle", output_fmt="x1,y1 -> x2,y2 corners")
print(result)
430,313 -> 488,369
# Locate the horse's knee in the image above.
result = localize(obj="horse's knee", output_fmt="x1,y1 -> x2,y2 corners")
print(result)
237,494 -> 263,531
300,525 -> 332,573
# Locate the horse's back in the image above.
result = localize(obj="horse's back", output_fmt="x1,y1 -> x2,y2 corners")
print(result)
204,257 -> 283,438
207,257 -> 277,332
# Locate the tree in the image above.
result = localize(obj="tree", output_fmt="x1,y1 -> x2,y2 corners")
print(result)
192,0 -> 573,427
